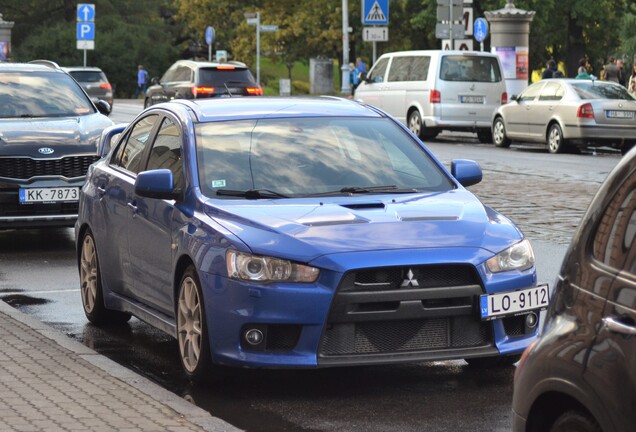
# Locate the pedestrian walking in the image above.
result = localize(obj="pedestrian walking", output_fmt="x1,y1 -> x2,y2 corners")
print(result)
356,57 -> 367,75
542,59 -> 557,79
628,63 -> 636,97
349,62 -> 359,98
617,58 -> 627,86
603,56 -> 620,83
134,64 -> 149,99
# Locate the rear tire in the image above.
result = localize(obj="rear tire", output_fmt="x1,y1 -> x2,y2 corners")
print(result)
144,97 -> 151,109
79,230 -> 131,325
492,117 -> 511,147
550,410 -> 601,432
547,123 -> 566,154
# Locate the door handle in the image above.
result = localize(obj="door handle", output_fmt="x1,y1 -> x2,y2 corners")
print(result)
96,186 -> 106,196
127,202 -> 138,212
603,316 -> 636,336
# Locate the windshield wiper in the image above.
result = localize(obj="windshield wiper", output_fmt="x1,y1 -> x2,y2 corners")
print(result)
307,185 -> 419,197
215,188 -> 290,199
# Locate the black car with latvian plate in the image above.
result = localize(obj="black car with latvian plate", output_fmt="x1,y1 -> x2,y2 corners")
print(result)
0,61 -> 112,229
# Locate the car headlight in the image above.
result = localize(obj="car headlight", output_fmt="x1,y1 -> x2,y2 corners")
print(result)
486,239 -> 535,273
226,251 -> 320,283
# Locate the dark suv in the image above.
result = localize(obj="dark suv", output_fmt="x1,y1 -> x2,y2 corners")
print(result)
0,61 -> 113,229
62,66 -> 114,112
512,149 -> 636,432
144,60 -> 262,108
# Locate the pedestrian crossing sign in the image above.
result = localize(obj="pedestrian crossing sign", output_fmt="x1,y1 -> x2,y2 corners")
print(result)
362,0 -> 389,25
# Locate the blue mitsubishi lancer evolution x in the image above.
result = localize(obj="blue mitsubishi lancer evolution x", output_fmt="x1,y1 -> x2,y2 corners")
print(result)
76,96 -> 548,380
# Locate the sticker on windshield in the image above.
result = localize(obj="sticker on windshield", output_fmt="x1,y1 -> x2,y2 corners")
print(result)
212,180 -> 226,188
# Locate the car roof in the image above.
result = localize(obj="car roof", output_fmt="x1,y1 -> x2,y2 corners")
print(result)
0,62 -> 66,73
62,66 -> 104,72
161,96 -> 384,123
172,59 -> 248,69
380,50 -> 499,58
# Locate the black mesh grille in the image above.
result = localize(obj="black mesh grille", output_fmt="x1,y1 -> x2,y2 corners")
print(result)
321,316 -> 491,355
319,264 -> 493,358
266,325 -> 301,351
0,155 -> 99,179
502,315 -> 526,337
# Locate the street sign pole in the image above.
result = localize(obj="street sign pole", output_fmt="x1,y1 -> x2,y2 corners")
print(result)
341,0 -> 350,95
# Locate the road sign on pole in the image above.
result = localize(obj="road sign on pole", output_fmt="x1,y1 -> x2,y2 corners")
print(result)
363,27 -> 388,42
205,26 -> 214,61
76,4 -> 95,66
362,0 -> 389,25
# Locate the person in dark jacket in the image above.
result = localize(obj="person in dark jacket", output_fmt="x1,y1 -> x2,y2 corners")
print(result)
603,56 -> 620,83
542,60 -> 557,79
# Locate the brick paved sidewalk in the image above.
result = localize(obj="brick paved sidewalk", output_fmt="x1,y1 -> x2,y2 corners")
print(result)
0,301 -> 241,432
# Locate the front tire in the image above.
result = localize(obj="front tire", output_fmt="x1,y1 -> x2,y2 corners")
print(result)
177,266 -> 212,380
492,117 -> 511,147
79,230 -> 131,325
547,123 -> 566,154
550,410 -> 601,432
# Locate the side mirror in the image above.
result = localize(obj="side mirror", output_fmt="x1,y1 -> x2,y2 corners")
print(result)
151,77 -> 159,85
359,72 -> 368,82
98,123 -> 127,156
510,94 -> 519,102
95,100 -> 112,116
451,159 -> 482,187
135,169 -> 176,200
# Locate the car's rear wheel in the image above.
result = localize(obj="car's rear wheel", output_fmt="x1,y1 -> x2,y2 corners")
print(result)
177,265 -> 211,380
492,117 -> 511,148
547,123 -> 566,154
550,410 -> 601,432
408,110 -> 438,140
79,230 -> 131,325
465,354 -> 520,367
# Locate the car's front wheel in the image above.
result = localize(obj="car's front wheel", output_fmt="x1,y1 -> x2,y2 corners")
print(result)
550,410 -> 601,432
79,230 -> 131,325
177,265 -> 212,380
547,123 -> 566,154
492,117 -> 511,147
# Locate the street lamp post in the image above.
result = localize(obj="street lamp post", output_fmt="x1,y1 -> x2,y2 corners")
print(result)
341,0 -> 351,95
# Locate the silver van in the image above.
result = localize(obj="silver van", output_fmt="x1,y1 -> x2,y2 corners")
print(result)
354,50 -> 507,142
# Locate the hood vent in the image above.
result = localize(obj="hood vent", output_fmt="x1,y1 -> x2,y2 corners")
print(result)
340,202 -> 386,211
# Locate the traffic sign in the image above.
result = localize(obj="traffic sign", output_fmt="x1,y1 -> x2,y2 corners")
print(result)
437,5 -> 463,22
474,18 -> 488,42
77,4 -> 95,22
362,0 -> 389,25
260,25 -> 278,32
77,22 -> 95,40
363,27 -> 388,42
205,26 -> 215,45
435,23 -> 464,39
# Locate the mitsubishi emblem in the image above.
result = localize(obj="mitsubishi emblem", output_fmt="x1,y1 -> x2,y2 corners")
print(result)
401,269 -> 420,287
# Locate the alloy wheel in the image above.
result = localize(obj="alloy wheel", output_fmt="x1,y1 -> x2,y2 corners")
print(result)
548,125 -> 563,153
80,235 -> 98,314
178,275 -> 203,373
408,112 -> 422,137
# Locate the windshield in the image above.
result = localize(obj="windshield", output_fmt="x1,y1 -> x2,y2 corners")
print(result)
0,71 -> 95,118
196,117 -> 453,199
571,82 -> 635,100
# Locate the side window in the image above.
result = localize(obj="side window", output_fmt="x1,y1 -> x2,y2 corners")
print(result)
173,66 -> 192,82
517,83 -> 543,102
593,168 -> 636,273
367,57 -> 389,83
409,56 -> 430,81
539,82 -> 564,101
387,57 -> 412,82
112,114 -> 159,174
147,117 -> 184,191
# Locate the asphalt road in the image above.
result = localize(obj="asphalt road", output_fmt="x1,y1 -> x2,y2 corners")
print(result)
0,101 -> 622,431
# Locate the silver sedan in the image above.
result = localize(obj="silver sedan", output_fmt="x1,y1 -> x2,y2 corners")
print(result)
491,79 -> 636,154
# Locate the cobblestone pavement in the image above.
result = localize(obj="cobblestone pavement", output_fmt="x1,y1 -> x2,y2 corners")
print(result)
0,301 -> 240,432
469,167 -> 601,245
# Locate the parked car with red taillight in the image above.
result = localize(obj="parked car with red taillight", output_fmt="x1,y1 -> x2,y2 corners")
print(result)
354,50 -> 508,144
62,66 -> 114,114
144,60 -> 262,108
492,78 -> 636,154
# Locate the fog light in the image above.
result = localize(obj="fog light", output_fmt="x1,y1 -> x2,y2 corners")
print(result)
244,328 -> 264,346
525,312 -> 538,329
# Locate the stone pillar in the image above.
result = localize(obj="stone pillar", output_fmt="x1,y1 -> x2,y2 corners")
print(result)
0,13 -> 15,62
484,1 -> 535,97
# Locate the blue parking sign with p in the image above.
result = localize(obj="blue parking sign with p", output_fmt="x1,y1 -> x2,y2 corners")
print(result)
77,22 -> 95,40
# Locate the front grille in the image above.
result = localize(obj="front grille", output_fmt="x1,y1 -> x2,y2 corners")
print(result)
321,316 -> 490,355
0,155 -> 99,179
502,315 -> 527,337
319,264 -> 493,359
